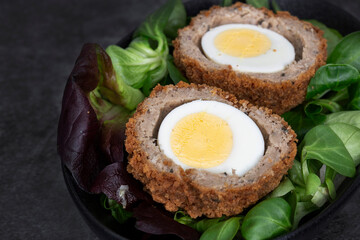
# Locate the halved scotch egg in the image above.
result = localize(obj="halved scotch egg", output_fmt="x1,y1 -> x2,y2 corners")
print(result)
173,2 -> 327,114
125,82 -> 297,218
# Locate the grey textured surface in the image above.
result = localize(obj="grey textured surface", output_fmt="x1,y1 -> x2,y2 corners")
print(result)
0,0 -> 359,239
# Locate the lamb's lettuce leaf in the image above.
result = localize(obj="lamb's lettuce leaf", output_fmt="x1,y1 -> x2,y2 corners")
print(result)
327,123 -> 360,166
282,106 -> 317,140
305,173 -> 321,196
271,0 -> 281,13
325,111 -> 360,129
268,177 -> 295,198
106,0 -> 186,94
200,217 -> 241,240
246,0 -> 269,9
175,211 -> 227,234
163,0 -> 186,39
95,44 -> 144,110
134,0 -> 177,39
167,55 -> 188,84
306,64 -> 359,100
301,124 -> 355,178
106,38 -> 167,90
287,191 -> 319,229
101,195 -> 133,224
327,31 -> 360,70
348,82 -> 360,110
241,198 -> 292,240
288,160 -> 306,187
222,0 -> 233,7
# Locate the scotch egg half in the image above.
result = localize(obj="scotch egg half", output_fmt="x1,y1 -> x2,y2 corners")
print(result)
201,24 -> 295,73
157,100 -> 265,176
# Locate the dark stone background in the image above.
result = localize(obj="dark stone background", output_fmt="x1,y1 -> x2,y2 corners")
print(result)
0,0 -> 359,239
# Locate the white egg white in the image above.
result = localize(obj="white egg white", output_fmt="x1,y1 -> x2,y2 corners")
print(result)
201,24 -> 295,73
157,100 -> 265,176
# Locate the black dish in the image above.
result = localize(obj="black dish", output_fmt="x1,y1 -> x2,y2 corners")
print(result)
62,0 -> 360,239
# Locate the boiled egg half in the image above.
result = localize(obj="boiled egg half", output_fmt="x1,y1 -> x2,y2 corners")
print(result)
157,100 -> 265,176
201,24 -> 295,73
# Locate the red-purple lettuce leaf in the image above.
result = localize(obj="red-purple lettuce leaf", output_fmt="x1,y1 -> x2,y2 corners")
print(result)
58,43 -> 105,191
91,162 -> 151,210
91,120 -> 151,209
133,202 -> 200,240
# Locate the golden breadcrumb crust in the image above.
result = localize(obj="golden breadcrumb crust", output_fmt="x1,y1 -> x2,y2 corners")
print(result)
173,2 -> 327,114
125,82 -> 297,218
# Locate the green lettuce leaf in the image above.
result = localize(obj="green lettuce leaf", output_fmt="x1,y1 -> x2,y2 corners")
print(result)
301,125 -> 355,177
306,64 -> 359,100
242,198 -> 292,240
327,31 -> 360,70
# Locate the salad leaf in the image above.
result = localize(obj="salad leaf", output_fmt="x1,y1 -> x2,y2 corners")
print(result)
200,217 -> 241,240
327,31 -> 360,71
134,0 -> 176,39
133,202 -> 200,240
306,64 -> 359,100
95,44 -> 144,110
241,198 -> 292,240
287,191 -> 318,229
174,211 -> 225,233
106,38 -> 167,90
101,195 -> 133,224
222,0 -> 233,7
271,0 -> 281,13
325,178 -> 337,200
269,177 -> 295,198
89,89 -> 132,124
57,44 -> 107,191
305,173 -> 321,196
311,187 -> 330,207
167,55 -> 188,84
91,162 -> 151,210
327,123 -> 360,166
246,0 -> 270,9
282,106 -> 316,140
325,166 -> 337,181
305,99 -> 342,115
106,0 -> 187,94
348,82 -> 360,110
174,211 -> 197,225
324,111 -> 360,129
303,99 -> 341,125
301,124 -> 355,177
307,159 -> 323,176
306,19 -> 342,55
192,218 -> 224,233
163,0 -> 186,39
288,160 -> 306,187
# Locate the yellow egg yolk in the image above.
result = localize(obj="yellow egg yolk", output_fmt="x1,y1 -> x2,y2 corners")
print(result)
170,112 -> 233,168
214,29 -> 271,58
